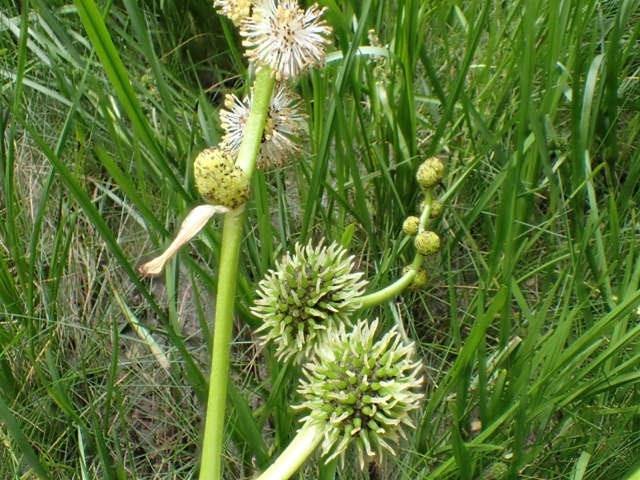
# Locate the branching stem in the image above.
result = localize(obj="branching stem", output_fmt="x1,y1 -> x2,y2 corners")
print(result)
358,189 -> 434,309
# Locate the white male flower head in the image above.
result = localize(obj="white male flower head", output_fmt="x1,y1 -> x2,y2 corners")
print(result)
295,319 -> 424,468
240,0 -> 332,81
252,241 -> 367,363
219,84 -> 306,170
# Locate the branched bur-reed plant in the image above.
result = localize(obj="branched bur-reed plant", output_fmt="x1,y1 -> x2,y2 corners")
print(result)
138,1 -> 447,478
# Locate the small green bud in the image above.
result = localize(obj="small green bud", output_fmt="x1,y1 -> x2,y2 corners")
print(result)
352,417 -> 362,429
379,351 -> 391,365
367,419 -> 382,432
385,367 -> 399,377
414,231 -> 441,256
416,157 -> 445,188
402,266 -> 429,289
344,393 -> 358,404
402,216 -> 420,236
325,370 -> 340,380
429,200 -> 443,218
194,147 -> 250,209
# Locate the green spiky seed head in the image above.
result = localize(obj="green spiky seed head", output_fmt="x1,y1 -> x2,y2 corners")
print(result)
484,462 -> 509,480
295,319 -> 424,468
416,157 -> 445,188
403,266 -> 429,289
414,231 -> 440,256
402,216 -> 420,236
194,147 -> 250,209
252,241 -> 367,363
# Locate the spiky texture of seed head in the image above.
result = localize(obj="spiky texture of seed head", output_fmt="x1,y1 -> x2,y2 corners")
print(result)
252,241 -> 367,363
295,319 -> 424,468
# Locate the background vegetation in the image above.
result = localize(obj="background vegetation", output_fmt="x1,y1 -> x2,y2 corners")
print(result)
2,0 -> 640,478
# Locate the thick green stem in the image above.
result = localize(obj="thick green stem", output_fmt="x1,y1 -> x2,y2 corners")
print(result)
199,211 -> 245,478
255,423 -> 323,480
199,67 -> 275,480
358,254 -> 424,308
236,69 -> 276,178
418,189 -> 433,230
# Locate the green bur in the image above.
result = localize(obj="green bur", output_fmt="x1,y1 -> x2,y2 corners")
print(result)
194,147 -> 250,209
256,319 -> 424,480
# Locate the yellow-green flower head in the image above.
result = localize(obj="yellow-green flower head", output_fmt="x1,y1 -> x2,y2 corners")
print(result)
213,0 -> 254,26
295,319 -> 424,468
194,147 -> 250,209
402,216 -> 420,236
219,84 -> 306,170
419,198 -> 443,218
240,0 -> 332,81
429,199 -> 443,218
252,241 -> 367,363
416,157 -> 445,188
402,266 -> 429,289
414,231 -> 440,256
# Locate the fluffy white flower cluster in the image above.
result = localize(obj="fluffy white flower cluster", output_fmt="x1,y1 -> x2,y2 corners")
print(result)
215,0 -> 332,80
219,85 -> 306,170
